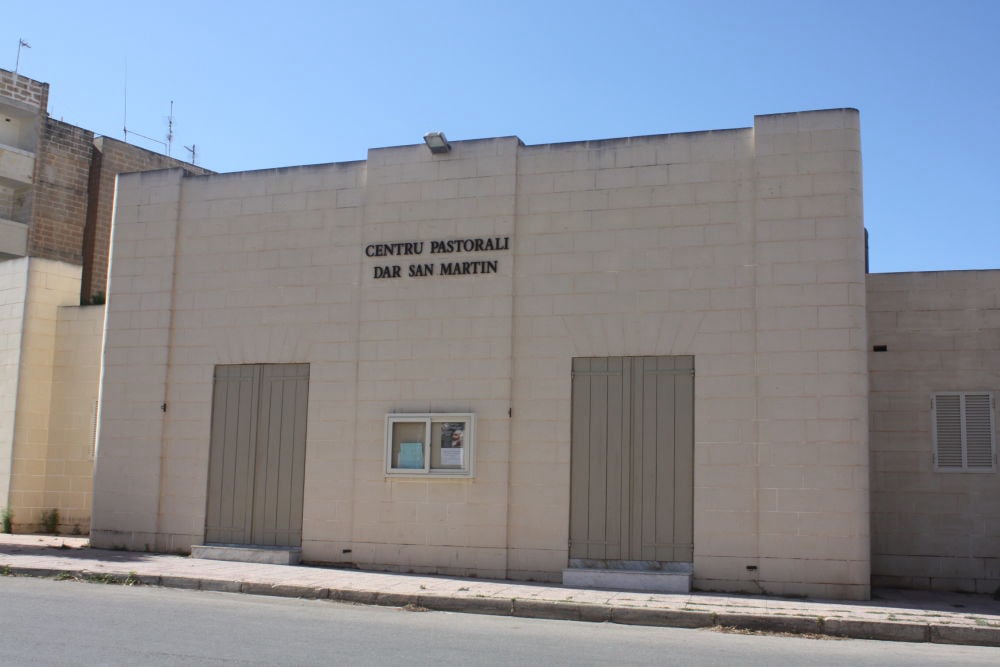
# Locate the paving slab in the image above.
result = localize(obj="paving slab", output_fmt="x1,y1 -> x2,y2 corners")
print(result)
1,534 -> 999,647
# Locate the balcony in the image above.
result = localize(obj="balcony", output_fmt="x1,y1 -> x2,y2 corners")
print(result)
0,143 -> 34,187
0,216 -> 27,259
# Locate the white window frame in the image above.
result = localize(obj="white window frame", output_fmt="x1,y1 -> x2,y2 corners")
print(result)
385,413 -> 475,477
932,392 -> 996,473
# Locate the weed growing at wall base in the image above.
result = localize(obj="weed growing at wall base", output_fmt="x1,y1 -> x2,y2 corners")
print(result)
40,509 -> 59,534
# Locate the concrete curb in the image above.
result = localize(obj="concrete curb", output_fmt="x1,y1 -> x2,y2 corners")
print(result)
716,612 -> 823,635
610,606 -> 713,628
419,594 -> 513,616
822,618 -> 929,643
3,563 -> 1000,647
513,599 -> 611,623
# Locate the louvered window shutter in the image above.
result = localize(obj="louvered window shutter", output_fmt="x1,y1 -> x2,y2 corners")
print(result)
964,393 -> 995,470
933,394 -> 963,469
933,392 -> 996,472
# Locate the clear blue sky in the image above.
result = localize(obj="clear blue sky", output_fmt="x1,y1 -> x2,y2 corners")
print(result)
5,1 -> 998,272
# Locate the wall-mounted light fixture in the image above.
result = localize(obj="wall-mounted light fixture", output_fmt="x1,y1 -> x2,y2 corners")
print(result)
423,131 -> 451,154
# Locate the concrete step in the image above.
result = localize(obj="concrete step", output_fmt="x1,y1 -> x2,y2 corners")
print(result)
191,544 -> 301,565
562,568 -> 691,593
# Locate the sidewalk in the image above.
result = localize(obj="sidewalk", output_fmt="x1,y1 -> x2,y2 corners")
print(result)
2,533 -> 999,647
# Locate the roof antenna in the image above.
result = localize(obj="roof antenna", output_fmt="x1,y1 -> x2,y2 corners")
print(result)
120,63 -> 186,156
122,59 -> 128,142
167,100 -> 174,157
15,38 -> 31,74
184,143 -> 197,165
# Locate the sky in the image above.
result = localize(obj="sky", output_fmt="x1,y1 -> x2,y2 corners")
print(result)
4,1 -> 998,273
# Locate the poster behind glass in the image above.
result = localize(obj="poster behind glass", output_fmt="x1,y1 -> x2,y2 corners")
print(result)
391,421 -> 425,469
431,421 -> 465,469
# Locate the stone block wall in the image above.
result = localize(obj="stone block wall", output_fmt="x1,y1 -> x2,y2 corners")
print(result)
43,303 -> 105,532
748,110 -> 869,598
0,69 -> 48,111
869,270 -> 1000,593
91,169 -> 185,551
4,67 -> 210,300
348,138 -> 517,577
508,109 -> 868,597
92,110 -> 871,598
0,69 -> 212,531
82,137 -> 211,300
6,258 -> 82,531
0,259 -> 29,511
27,120 -> 93,264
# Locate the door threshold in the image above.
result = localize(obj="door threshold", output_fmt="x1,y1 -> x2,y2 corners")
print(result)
191,544 -> 302,565
562,567 -> 691,593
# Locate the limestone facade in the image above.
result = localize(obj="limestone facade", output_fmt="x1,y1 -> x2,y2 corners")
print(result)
869,271 -> 1000,593
0,67 -> 209,532
1,259 -> 100,532
91,109 -> 878,599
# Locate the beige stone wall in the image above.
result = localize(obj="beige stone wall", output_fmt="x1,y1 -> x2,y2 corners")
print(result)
0,260 -> 103,532
43,303 -> 104,532
82,137 -> 212,301
348,139 -> 517,576
92,165 -> 367,553
7,258 -> 82,530
869,271 -> 1000,593
91,169 -> 185,550
93,109 -> 870,598
748,112 -> 869,598
509,111 -> 868,597
0,258 -> 29,511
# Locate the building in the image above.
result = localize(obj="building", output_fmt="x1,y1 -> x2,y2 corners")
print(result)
0,68 -> 209,533
868,271 -> 999,591
73,107 -> 999,600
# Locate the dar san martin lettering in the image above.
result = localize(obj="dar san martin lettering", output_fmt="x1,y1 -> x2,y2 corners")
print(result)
365,236 -> 509,279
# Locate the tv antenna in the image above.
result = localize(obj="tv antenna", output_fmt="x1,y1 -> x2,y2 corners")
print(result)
120,63 -> 194,158
122,60 -> 128,142
166,100 -> 174,157
184,144 -> 197,165
120,65 -> 167,152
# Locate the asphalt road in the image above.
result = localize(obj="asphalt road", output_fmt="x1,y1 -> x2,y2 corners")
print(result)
0,576 -> 997,666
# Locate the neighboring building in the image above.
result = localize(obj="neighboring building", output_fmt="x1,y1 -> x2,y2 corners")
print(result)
868,271 -> 1000,593
0,68 -> 210,534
